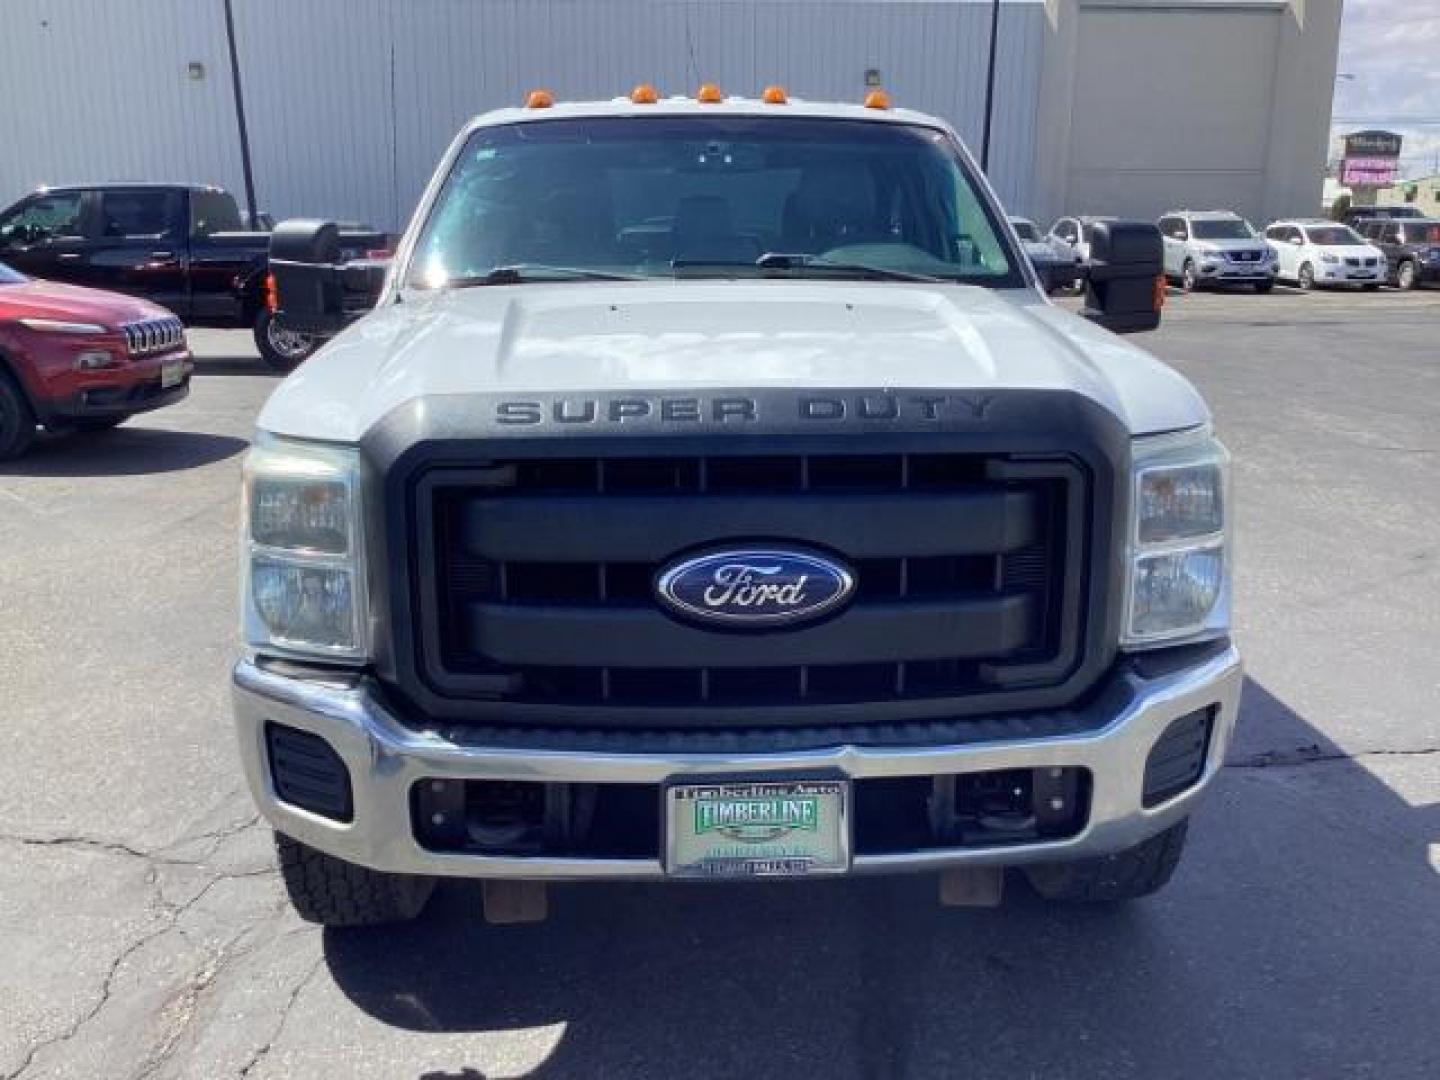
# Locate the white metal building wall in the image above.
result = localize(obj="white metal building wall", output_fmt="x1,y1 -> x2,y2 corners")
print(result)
1,0 -> 1046,232
1,0 -> 246,209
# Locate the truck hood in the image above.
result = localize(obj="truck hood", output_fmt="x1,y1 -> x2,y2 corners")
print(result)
258,281 -> 1208,442
0,279 -> 171,326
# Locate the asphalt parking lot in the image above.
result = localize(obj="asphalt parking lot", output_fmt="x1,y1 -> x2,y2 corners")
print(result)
1,286 -> 1437,1079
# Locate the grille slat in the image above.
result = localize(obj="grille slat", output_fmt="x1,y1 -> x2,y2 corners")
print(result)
421,453 -> 1083,714
121,316 -> 185,357
457,490 -> 1038,561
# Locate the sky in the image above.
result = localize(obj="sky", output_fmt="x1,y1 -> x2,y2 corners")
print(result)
1331,2 -> 1440,179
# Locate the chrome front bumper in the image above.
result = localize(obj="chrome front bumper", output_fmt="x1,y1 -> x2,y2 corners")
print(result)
232,645 -> 1242,880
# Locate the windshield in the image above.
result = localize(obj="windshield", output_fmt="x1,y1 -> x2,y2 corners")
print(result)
1192,219 -> 1255,241
0,262 -> 26,285
406,116 -> 1020,288
1304,226 -> 1364,246
1010,219 -> 1040,242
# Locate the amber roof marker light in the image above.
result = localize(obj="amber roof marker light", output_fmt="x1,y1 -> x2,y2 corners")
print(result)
863,89 -> 891,110
525,88 -> 555,109
761,85 -> 789,105
631,84 -> 660,104
696,82 -> 724,104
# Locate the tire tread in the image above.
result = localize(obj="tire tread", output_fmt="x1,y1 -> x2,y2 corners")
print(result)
1025,819 -> 1189,904
275,832 -> 435,927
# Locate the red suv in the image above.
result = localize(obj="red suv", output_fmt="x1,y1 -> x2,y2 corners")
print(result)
0,261 -> 192,459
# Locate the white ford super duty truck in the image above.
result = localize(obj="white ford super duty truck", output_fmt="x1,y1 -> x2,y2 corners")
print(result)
236,88 -> 1240,927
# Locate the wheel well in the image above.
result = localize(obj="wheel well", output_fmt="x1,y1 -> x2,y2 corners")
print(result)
0,346 -> 39,414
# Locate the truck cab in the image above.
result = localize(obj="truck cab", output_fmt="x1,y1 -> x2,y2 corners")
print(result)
236,89 -> 1238,928
0,184 -> 257,320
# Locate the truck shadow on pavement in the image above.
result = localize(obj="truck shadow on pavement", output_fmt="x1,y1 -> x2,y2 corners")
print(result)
321,676 -> 1439,1079
0,426 -> 247,476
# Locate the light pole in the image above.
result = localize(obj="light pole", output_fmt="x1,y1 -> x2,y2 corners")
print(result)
980,0 -> 1001,171
221,0 -> 259,228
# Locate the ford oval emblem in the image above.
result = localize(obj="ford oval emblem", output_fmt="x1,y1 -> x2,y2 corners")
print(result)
655,547 -> 856,628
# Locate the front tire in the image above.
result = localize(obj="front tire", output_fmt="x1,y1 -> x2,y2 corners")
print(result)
0,371 -> 37,461
1396,259 -> 1418,291
1180,259 -> 1198,293
1297,262 -> 1315,291
253,309 -> 319,373
1025,819 -> 1189,903
275,832 -> 436,927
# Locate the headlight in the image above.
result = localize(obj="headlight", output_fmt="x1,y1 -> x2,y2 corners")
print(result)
1122,428 -> 1231,649
241,434 -> 367,660
18,317 -> 108,334
1320,253 -> 1340,264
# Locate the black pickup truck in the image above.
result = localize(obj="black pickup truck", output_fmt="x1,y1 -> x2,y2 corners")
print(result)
0,183 -> 386,369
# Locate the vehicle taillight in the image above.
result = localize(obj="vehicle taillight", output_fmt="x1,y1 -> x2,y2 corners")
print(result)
264,272 -> 278,313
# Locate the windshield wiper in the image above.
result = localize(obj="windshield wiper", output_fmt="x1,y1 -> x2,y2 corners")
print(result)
445,264 -> 644,287
671,254 -> 944,285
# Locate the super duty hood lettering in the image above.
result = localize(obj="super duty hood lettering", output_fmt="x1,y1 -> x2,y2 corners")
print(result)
496,393 -> 996,426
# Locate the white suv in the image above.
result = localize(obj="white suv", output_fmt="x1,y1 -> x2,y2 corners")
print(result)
1158,210 -> 1277,292
1264,219 -> 1385,291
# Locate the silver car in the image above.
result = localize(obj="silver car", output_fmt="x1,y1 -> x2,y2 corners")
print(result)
1158,209 -> 1277,292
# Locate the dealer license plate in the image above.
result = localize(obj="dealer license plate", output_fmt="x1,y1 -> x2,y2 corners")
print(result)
664,779 -> 850,878
160,359 -> 185,389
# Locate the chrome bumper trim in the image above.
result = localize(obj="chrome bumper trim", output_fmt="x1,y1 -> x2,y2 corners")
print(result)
232,645 -> 1242,879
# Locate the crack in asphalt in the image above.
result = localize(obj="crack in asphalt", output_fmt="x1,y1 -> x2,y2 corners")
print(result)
1,811 -> 262,870
1227,745 -> 1440,769
1,819 -> 278,1080
235,955 -> 326,1079
128,919 -> 286,1080
3,833 -> 181,863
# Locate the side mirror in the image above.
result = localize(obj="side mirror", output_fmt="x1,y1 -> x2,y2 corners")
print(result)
1080,220 -> 1163,334
268,219 -> 386,337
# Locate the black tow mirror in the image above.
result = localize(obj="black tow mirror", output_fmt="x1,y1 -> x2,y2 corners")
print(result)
1080,221 -> 1164,334
268,219 -> 387,337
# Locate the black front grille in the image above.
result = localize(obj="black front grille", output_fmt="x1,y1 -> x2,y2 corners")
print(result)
412,451 -> 1088,719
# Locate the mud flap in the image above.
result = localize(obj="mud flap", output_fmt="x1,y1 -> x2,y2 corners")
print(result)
482,880 -> 549,925
938,866 -> 1005,908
